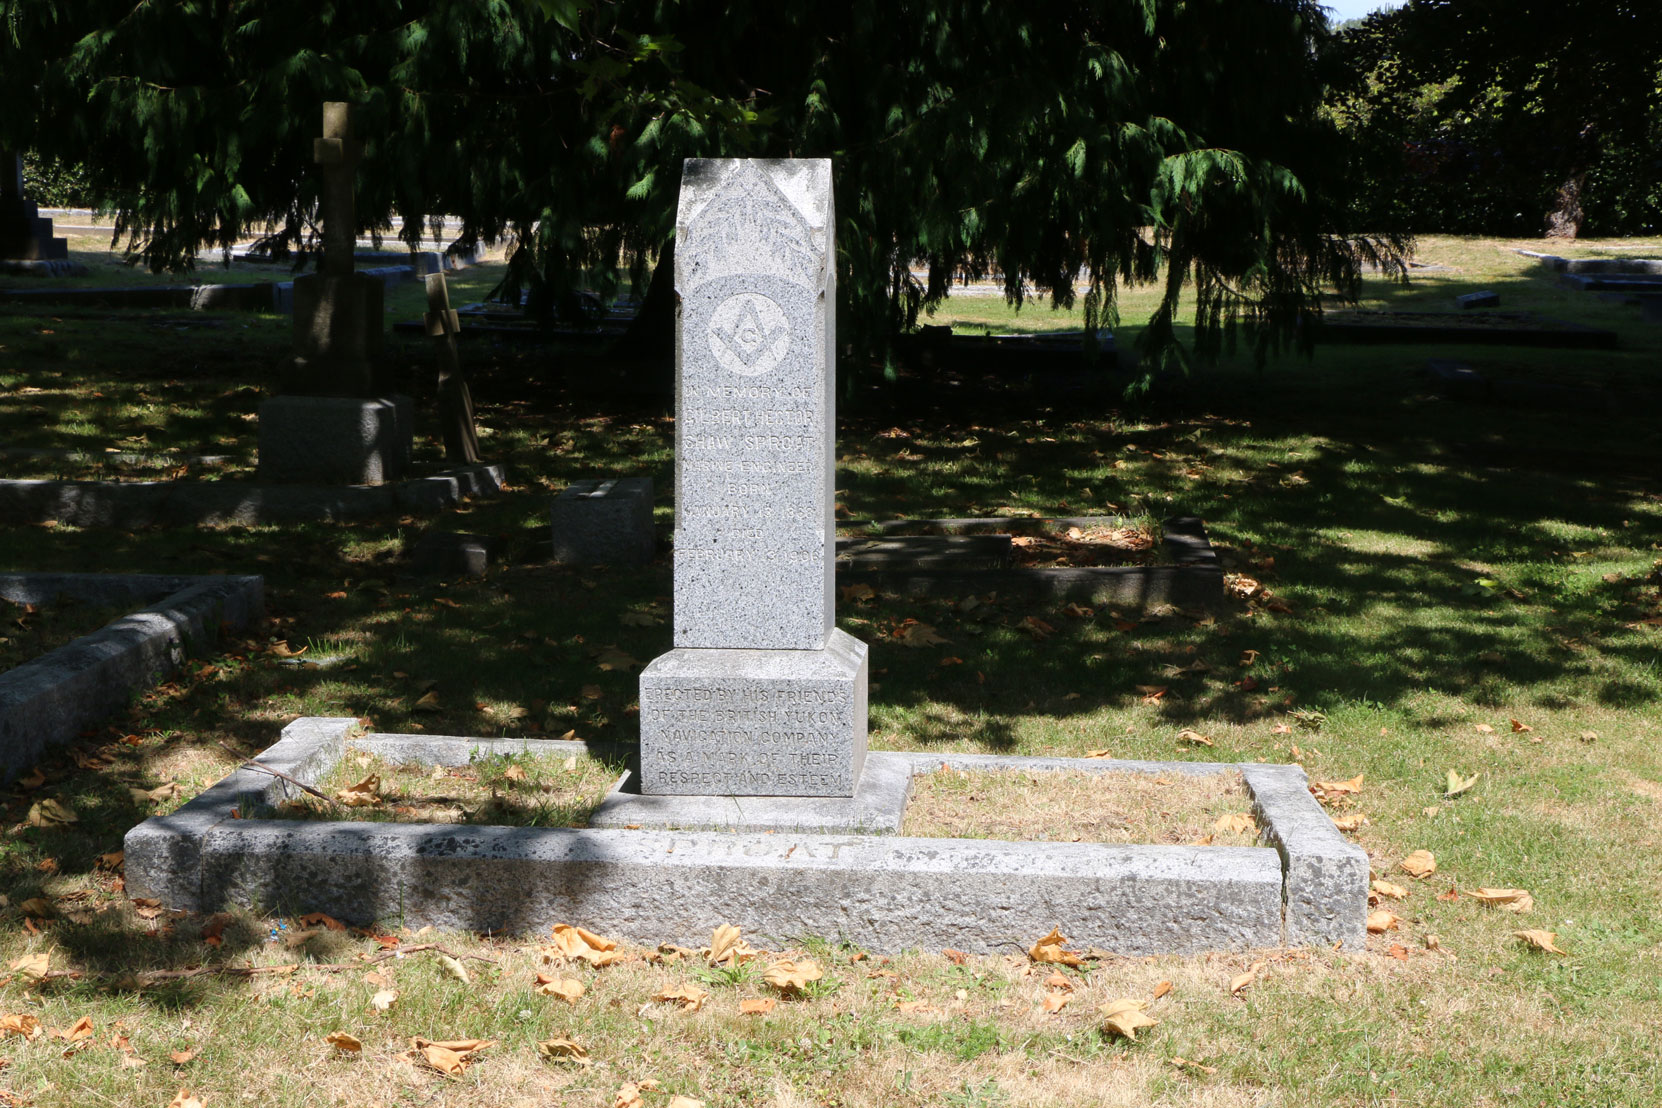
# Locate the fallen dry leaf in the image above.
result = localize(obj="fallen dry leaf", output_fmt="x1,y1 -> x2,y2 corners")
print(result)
27,798 -> 77,827
1151,979 -> 1173,1000
1310,774 -> 1364,804
370,989 -> 399,1011
1444,770 -> 1480,799
534,974 -> 584,1004
299,911 -> 346,931
1366,910 -> 1400,933
1170,1056 -> 1219,1075
412,1038 -> 493,1076
897,621 -> 952,647
50,1016 -> 93,1044
0,1014 -> 41,1041
739,996 -> 776,1016
549,924 -> 627,966
1371,879 -> 1409,900
667,1098 -> 707,1108
168,1049 -> 196,1065
653,983 -> 709,1012
1176,729 -> 1214,747
707,923 -> 744,966
536,1036 -> 589,1063
1331,813 -> 1368,832
1084,749 -> 1112,758
166,1091 -> 205,1108
614,1082 -> 647,1108
1213,812 -> 1257,835
324,1031 -> 362,1054
1510,719 -> 1532,733
1042,991 -> 1070,1013
763,959 -> 823,993
129,783 -> 182,804
335,774 -> 382,807
895,999 -> 935,1014
436,953 -> 471,984
1474,723 -> 1495,734
1028,927 -> 1086,966
1100,998 -> 1159,1040
412,691 -> 443,712
1228,960 -> 1265,996
9,953 -> 49,983
1513,930 -> 1567,955
1399,850 -> 1437,879
1019,615 -> 1055,641
1469,888 -> 1534,913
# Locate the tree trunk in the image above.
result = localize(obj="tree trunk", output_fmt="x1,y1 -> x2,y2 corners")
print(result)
611,236 -> 676,362
1544,173 -> 1586,240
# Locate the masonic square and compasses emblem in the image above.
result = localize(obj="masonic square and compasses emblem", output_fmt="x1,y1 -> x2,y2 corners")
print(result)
707,292 -> 790,376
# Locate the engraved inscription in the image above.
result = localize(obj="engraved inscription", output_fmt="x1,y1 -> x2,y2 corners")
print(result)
708,293 -> 790,376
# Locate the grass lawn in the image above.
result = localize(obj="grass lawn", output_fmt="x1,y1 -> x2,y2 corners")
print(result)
0,234 -> 1658,1106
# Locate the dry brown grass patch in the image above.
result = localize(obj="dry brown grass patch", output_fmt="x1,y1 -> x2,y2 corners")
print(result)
273,747 -> 623,827
901,768 -> 1255,846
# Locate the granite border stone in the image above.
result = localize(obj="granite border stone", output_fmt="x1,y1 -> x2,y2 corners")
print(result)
838,515 -> 1223,609
0,464 -> 505,526
0,573 -> 264,782
125,719 -> 1365,953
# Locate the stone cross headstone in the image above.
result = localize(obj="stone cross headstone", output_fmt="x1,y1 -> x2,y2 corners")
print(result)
424,272 -> 480,463
637,159 -> 869,798
280,101 -> 382,398
314,102 -> 363,280
259,103 -> 410,484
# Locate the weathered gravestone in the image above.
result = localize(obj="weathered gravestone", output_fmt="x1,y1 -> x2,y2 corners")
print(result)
258,103 -> 412,484
423,272 -> 480,464
637,159 -> 869,798
0,149 -> 72,265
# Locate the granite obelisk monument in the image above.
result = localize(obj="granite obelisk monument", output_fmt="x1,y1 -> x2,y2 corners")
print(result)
638,159 -> 868,797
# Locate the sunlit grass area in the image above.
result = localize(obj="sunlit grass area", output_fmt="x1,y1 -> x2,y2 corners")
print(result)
0,234 -> 1658,1106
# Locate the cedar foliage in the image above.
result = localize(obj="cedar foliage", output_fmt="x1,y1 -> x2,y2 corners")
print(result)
1328,0 -> 1662,237
0,0 -> 1397,384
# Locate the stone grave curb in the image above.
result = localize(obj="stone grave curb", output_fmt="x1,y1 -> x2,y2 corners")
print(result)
838,515 -> 1222,609
0,464 -> 505,527
0,573 -> 264,782
1312,312 -> 1618,349
0,263 -> 423,314
125,718 -> 1364,954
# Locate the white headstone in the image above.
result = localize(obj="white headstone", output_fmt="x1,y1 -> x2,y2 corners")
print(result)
638,159 -> 868,798
672,159 -> 836,650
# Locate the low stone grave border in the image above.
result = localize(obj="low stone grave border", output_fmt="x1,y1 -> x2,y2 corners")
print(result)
125,717 -> 1365,956
0,463 -> 505,527
1515,250 -> 1662,276
1314,311 -> 1619,349
0,261 -> 436,314
837,515 -> 1222,609
0,573 -> 264,782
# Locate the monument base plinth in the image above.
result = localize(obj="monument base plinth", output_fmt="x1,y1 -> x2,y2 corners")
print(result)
257,394 -> 413,485
590,752 -> 910,834
638,629 -> 868,798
